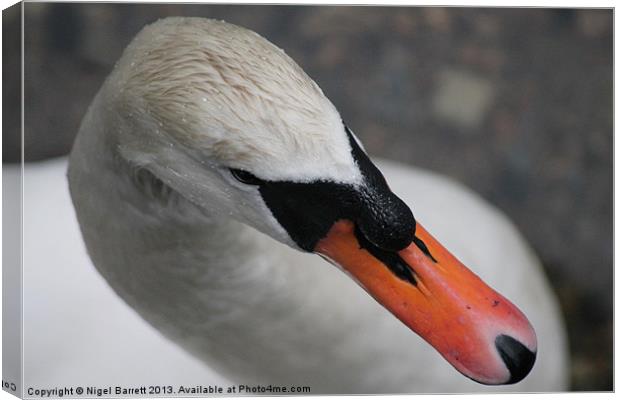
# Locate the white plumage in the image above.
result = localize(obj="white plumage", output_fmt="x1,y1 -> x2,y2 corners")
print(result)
18,17 -> 568,393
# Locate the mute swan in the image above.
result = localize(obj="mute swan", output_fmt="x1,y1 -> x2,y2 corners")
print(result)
62,17 -> 567,393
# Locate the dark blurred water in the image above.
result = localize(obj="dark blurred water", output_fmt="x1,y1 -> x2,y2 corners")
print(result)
6,3 -> 612,390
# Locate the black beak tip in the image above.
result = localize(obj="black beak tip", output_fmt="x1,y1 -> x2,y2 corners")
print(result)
495,334 -> 537,384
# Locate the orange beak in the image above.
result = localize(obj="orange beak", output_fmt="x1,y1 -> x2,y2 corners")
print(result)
314,220 -> 537,385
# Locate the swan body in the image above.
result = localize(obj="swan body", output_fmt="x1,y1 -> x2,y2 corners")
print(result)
15,157 -> 567,392
59,17 -> 568,393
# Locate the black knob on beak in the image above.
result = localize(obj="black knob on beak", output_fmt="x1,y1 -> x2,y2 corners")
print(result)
357,189 -> 416,252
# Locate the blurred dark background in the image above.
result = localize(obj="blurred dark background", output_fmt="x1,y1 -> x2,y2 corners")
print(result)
4,3 -> 612,391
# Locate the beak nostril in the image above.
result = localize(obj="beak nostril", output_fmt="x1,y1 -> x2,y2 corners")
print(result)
495,334 -> 537,384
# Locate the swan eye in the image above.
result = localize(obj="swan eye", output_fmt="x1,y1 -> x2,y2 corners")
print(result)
230,168 -> 264,185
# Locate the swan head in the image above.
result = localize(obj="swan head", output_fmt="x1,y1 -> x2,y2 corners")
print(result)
89,17 -> 537,385
105,17 -> 369,245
